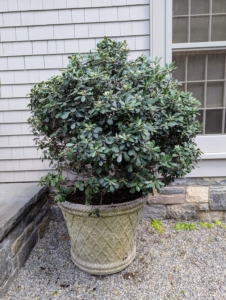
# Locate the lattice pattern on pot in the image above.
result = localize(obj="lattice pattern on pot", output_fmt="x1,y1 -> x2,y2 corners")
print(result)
64,210 -> 142,264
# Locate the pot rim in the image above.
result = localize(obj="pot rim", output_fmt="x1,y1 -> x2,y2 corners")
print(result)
58,194 -> 147,214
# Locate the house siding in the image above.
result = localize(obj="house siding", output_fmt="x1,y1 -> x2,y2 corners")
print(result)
0,0 -> 150,182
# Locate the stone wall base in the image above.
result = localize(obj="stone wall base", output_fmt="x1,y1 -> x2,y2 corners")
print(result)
142,177 -> 226,221
0,186 -> 49,298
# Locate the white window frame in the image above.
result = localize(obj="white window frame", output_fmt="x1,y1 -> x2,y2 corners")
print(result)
150,0 -> 226,176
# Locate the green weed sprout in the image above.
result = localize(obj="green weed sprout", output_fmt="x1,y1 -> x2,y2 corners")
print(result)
198,222 -> 213,229
213,220 -> 226,228
173,222 -> 196,231
150,219 -> 165,233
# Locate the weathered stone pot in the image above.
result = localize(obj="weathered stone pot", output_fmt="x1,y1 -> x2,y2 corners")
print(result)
59,196 -> 146,275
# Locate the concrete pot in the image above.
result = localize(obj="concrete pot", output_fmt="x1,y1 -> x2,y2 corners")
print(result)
59,196 -> 146,275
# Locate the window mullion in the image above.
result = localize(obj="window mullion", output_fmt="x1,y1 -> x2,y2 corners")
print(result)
185,55 -> 188,92
203,54 -> 208,134
188,0 -> 191,42
209,0 -> 213,41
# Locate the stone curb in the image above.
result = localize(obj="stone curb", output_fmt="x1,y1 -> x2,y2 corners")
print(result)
0,184 -> 49,298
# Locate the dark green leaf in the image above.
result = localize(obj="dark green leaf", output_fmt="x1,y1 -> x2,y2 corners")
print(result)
117,154 -> 122,163
62,112 -> 70,119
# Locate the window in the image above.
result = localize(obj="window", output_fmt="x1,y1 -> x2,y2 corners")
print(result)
173,50 -> 226,134
150,0 -> 226,175
173,0 -> 226,43
172,0 -> 226,135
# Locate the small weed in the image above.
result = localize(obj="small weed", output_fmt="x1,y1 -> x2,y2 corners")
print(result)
213,220 -> 226,228
213,220 -> 222,226
52,291 -> 58,296
198,221 -> 213,229
173,222 -> 196,231
150,219 -> 165,233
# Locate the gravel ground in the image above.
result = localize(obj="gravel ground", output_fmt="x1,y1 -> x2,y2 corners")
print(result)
3,219 -> 226,300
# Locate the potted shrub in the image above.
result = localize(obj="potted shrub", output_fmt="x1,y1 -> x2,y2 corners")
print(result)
28,38 -> 201,275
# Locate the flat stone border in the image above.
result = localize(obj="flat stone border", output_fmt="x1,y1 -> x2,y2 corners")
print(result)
142,177 -> 226,221
0,184 -> 49,297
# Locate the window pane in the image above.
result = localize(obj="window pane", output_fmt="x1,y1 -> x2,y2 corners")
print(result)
212,0 -> 226,13
173,17 -> 188,43
173,0 -> 189,15
208,53 -> 225,80
187,83 -> 204,107
177,83 -> 185,92
205,110 -> 223,134
190,17 -> 209,42
187,54 -> 205,81
212,16 -> 226,41
191,0 -> 210,15
207,83 -> 224,108
172,50 -> 226,135
197,110 -> 204,134
173,55 -> 185,81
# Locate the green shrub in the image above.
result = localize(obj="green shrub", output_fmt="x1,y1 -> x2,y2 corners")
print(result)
28,37 -> 202,204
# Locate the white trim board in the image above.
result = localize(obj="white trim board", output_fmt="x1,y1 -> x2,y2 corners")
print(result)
172,41 -> 226,51
201,153 -> 226,159
150,0 -> 172,65
187,159 -> 226,177
195,136 -> 226,153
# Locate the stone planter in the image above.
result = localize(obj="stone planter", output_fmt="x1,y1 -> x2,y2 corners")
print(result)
59,196 -> 146,275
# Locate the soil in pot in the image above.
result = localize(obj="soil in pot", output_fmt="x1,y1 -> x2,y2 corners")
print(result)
65,187 -> 143,206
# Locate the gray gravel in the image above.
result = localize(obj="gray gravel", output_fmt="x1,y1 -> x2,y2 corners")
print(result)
3,219 -> 226,300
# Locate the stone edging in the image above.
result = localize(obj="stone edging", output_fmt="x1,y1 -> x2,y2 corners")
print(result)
142,177 -> 226,221
0,186 -> 49,298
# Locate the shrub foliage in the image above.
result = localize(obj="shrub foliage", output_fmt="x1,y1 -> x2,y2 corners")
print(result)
28,37 -> 202,204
